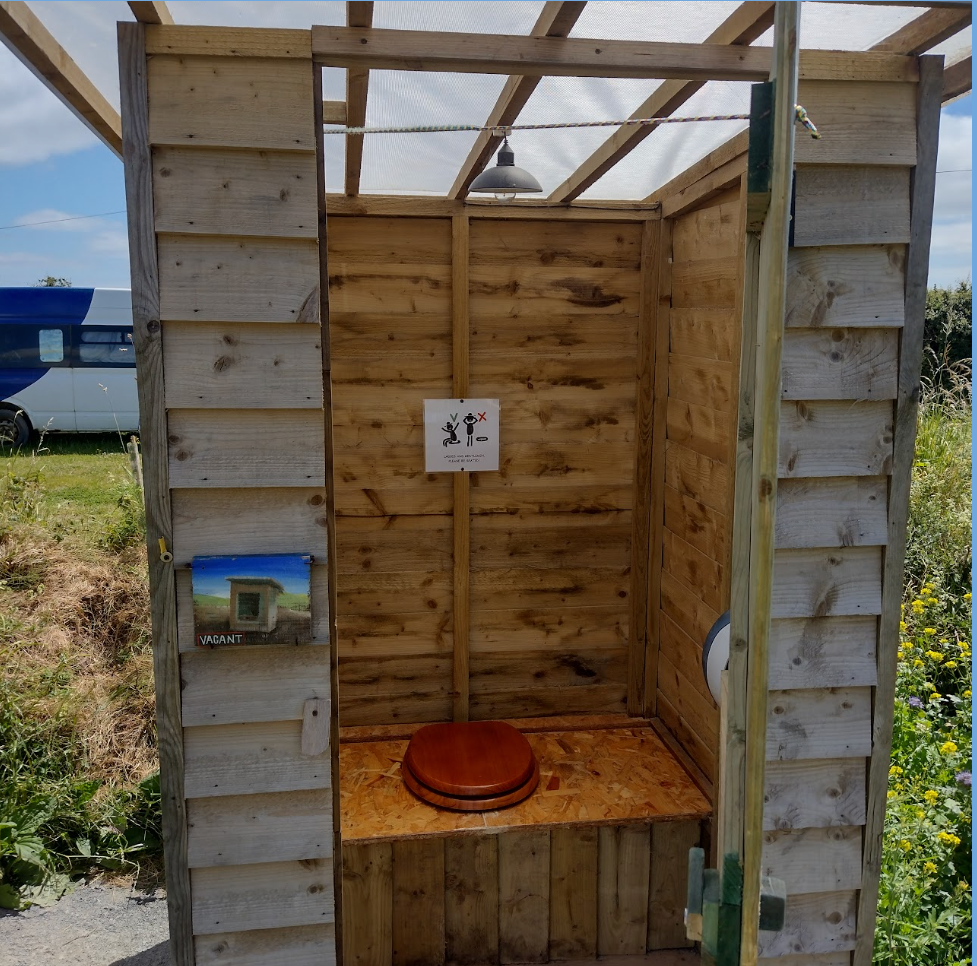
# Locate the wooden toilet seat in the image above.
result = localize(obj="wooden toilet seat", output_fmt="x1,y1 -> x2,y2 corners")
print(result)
402,721 -> 539,811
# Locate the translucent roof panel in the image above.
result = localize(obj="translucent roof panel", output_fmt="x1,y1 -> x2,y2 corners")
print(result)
373,1 -> 545,35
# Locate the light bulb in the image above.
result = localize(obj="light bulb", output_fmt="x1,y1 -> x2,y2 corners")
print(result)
494,191 -> 517,203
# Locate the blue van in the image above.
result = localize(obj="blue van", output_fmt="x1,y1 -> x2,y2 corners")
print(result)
0,287 -> 139,445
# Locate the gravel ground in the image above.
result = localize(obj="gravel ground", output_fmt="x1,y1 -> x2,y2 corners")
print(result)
0,882 -> 169,966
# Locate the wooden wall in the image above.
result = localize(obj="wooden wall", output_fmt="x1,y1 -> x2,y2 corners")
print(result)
342,820 -> 701,965
328,214 -> 654,727
127,26 -> 337,966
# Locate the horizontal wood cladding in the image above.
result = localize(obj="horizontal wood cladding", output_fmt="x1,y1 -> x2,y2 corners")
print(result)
167,410 -> 325,488
764,758 -> 867,831
163,322 -> 323,409
669,308 -> 737,362
781,327 -> 899,400
768,616 -> 878,690
779,400 -> 894,478
187,789 -> 333,867
792,166 -> 911,247
148,54 -> 316,151
195,924 -> 336,966
762,826 -> 863,896
772,547 -> 883,618
756,890 -> 857,959
184,721 -> 330,799
191,858 -> 334,935
766,688 -> 872,760
786,246 -> 906,329
775,477 -> 888,549
157,234 -> 319,323
794,80 -> 917,166
152,146 -> 318,237
341,820 -> 701,965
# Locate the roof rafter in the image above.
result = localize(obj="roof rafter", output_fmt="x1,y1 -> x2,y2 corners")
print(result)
871,5 -> 972,55
549,0 -> 775,204
0,0 -> 122,157
449,1 -> 587,200
943,49 -> 971,101
344,1 -> 374,197
127,1 -> 173,25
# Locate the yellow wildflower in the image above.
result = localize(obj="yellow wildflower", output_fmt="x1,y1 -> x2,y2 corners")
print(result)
940,741 -> 958,754
937,831 -> 961,847
916,810 -> 926,820
926,681 -> 937,690
913,658 -> 924,668
924,790 -> 939,804
927,597 -> 939,604
924,861 -> 938,874
897,650 -> 904,660
899,839 -> 912,851
957,881 -> 970,892
899,621 -> 907,632
887,789 -> 896,799
964,593 -> 972,601
926,651 -> 944,661
924,628 -> 937,636
964,690 -> 972,699
929,693 -> 942,702
889,765 -> 904,776
912,600 -> 925,613
944,660 -> 957,669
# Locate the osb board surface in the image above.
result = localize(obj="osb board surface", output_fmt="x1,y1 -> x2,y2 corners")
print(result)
340,726 -> 710,842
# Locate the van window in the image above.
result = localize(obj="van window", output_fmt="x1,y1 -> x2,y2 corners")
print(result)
39,329 -> 65,363
77,328 -> 135,366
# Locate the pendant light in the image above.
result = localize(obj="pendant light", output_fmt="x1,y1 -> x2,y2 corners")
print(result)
469,137 -> 542,202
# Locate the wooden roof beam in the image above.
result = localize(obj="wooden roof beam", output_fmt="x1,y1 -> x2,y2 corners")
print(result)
449,1 -> 587,200
549,0 -> 775,203
344,1 -> 373,197
872,5 -> 972,55
127,1 -> 173,25
943,49 -> 972,101
0,0 -> 122,157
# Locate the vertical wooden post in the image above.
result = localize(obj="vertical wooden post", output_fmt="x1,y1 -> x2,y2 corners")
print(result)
853,54 -> 943,966
117,21 -> 193,966
313,62 -> 345,964
452,214 -> 471,722
741,4 -> 800,964
628,217 -> 662,715
643,218 -> 673,718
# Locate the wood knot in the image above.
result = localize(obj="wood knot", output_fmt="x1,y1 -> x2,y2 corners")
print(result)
308,494 -> 324,506
213,355 -> 231,372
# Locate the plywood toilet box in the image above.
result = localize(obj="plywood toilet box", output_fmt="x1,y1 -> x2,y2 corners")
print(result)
227,576 -> 284,634
402,721 -> 540,811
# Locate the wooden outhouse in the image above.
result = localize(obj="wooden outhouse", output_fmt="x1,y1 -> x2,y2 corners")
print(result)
58,2 -> 959,964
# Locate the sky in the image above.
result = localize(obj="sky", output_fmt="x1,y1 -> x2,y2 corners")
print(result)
0,1 -> 971,290
192,554 -> 312,598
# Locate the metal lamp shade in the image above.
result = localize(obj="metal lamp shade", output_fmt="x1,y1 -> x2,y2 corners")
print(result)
469,139 -> 543,198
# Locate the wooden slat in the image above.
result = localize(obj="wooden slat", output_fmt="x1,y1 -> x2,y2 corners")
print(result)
855,55 -> 945,966
661,156 -> 747,220
794,80 -> 917,166
470,566 -> 628,611
656,690 -> 717,783
781,327 -> 899,401
0,0 -> 122,155
157,234 -> 318,323
667,354 -> 735,411
470,648 -> 628,692
768,616 -> 878,690
343,842 -> 392,965
445,836 -> 499,966
664,486 -> 729,562
152,146 -> 318,237
310,27 -> 918,83
144,25 -> 311,58
648,821 -> 700,950
470,219 -> 643,268
181,644 -> 330,726
666,399 -> 733,464
195,924 -> 335,966
767,687 -> 872,760
451,1 -> 587,199
344,2 -> 374,197
659,613 -> 714,709
756,891 -> 857,959
629,219 -> 661,714
148,55 -> 315,150
187,789 -> 332,868
779,400 -> 894,478
471,682 -> 626,720
671,200 -> 741,262
193,858 -> 334,935
336,515 -> 453,574
764,758 -> 867,830
337,609 -> 453,659
549,827 -> 599,961
549,1 -> 775,202
167,410 -> 325,488
664,442 -> 729,514
943,50 -> 972,101
469,605 -> 626,652
670,257 -> 741,309
669,308 -> 737,362
872,5 -> 972,55
597,825 -> 651,956
327,194 -> 654,220
392,838 -> 445,966
786,245 -> 906,329
775,476 -> 888,549
772,546 -> 882,619
184,721 -> 330,799
662,528 -> 724,613
792,166 -> 911,247
128,1 -> 173,24
117,21 -> 191,966
758,954 -> 850,966
163,322 -> 323,409
660,569 -> 722,654
762,826 -> 862,895
657,653 -> 719,746
647,130 -> 749,207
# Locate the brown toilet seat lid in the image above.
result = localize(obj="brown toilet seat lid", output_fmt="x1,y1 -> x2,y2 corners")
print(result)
403,721 -> 536,796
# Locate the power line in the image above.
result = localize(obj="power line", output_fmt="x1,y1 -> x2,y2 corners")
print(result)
936,168 -> 971,174
0,210 -> 126,231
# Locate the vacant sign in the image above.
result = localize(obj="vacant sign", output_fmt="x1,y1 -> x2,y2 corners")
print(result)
424,398 -> 500,473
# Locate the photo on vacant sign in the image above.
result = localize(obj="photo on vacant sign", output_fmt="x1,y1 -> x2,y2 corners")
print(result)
191,554 -> 312,647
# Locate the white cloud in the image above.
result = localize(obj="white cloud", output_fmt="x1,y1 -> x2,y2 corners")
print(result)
0,47 -> 98,166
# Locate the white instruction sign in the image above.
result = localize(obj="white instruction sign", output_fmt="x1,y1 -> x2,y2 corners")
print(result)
424,398 -> 500,473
